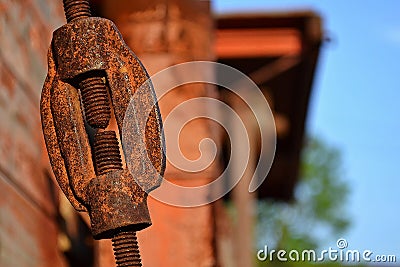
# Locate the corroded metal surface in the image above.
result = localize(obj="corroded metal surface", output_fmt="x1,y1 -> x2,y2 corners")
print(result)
63,0 -> 91,22
79,75 -> 111,129
86,169 -> 151,239
40,0 -> 165,266
112,232 -> 142,267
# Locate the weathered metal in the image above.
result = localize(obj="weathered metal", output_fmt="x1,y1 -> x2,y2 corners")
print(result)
40,0 -> 166,266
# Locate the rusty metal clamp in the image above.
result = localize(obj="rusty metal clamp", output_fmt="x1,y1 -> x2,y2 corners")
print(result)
40,0 -> 165,266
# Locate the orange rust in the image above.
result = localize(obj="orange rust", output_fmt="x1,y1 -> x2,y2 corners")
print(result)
40,1 -> 166,266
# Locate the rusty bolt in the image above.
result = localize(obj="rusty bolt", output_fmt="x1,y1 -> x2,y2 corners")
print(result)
40,0 -> 166,266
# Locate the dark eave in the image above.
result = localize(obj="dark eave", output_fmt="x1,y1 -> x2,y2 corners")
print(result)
216,11 -> 323,201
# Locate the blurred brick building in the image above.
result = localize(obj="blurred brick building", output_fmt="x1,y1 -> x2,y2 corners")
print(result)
0,0 -> 322,266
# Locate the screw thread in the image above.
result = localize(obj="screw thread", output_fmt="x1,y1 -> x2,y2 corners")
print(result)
63,0 -> 91,22
112,231 -> 142,267
93,131 -> 123,175
63,1 -> 144,265
79,76 -> 111,129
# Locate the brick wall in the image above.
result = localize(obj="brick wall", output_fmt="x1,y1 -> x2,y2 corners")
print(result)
0,0 -> 67,266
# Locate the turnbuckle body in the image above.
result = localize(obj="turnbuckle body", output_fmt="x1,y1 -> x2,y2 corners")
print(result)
40,16 -> 165,240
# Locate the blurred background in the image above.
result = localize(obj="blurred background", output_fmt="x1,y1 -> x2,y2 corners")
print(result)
0,0 -> 398,266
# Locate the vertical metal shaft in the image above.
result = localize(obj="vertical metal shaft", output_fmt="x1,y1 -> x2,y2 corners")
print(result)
79,75 -> 111,129
61,1 -> 143,266
63,0 -> 91,22
112,232 -> 142,267
93,131 -> 142,267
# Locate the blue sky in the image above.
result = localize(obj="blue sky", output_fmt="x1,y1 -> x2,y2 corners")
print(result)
214,0 -> 400,261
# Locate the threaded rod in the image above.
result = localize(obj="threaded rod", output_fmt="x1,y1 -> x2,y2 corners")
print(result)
63,0 -> 91,22
80,76 -> 111,129
93,131 -> 123,175
63,1 -> 144,266
112,232 -> 142,267
93,131 -> 143,266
